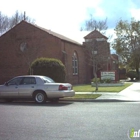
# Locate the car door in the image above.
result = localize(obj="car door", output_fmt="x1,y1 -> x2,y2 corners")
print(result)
0,77 -> 22,97
18,77 -> 37,97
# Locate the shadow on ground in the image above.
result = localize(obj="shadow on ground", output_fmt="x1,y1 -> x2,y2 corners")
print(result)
0,98 -> 140,106
0,100 -> 73,107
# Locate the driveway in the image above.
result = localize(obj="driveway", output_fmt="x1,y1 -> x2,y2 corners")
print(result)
96,82 -> 140,101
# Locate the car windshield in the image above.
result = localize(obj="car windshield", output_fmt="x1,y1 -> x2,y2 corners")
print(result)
41,76 -> 55,83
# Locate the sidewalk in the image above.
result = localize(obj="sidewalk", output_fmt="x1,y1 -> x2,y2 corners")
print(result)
117,82 -> 140,101
79,82 -> 140,101
61,82 -> 140,102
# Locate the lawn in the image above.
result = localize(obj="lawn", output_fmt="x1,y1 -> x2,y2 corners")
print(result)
73,83 -> 132,92
70,94 -> 101,99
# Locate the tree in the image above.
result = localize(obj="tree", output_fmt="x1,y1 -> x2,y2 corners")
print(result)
84,39 -> 110,90
0,11 -> 35,35
81,14 -> 108,33
81,15 -> 109,90
112,18 -> 140,79
9,11 -> 35,29
0,12 -> 9,35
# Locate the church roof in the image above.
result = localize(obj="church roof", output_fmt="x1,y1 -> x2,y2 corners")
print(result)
33,23 -> 82,45
84,30 -> 108,40
1,20 -> 82,46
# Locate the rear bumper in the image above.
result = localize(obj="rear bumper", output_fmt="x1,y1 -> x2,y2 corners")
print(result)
46,90 -> 75,98
61,90 -> 75,97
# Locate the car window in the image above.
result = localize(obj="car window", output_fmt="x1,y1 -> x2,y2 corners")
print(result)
7,77 -> 22,85
41,76 -> 55,83
20,77 -> 36,85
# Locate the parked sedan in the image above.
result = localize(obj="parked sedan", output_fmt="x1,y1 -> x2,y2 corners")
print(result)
0,75 -> 75,103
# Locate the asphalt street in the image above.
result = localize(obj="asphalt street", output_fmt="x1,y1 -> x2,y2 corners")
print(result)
0,101 -> 140,140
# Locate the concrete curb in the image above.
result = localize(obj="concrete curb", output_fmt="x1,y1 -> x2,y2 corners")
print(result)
60,98 -> 96,102
60,98 -> 140,102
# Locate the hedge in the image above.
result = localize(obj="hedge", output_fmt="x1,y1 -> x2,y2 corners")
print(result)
126,71 -> 138,80
31,57 -> 66,82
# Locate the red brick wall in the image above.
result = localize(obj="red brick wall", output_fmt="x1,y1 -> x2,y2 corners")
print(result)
61,41 -> 87,84
0,22 -> 88,85
0,22 -> 62,84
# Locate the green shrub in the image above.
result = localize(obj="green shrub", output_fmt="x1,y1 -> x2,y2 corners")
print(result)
100,79 -> 104,83
126,71 -> 138,81
91,78 -> 112,83
91,78 -> 100,83
100,78 -> 111,83
105,78 -> 111,83
31,57 -> 66,82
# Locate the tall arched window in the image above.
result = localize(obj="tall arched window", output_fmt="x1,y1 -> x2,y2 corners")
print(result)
72,52 -> 78,75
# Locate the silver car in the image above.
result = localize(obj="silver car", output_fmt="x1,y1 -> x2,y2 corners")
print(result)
0,75 -> 75,103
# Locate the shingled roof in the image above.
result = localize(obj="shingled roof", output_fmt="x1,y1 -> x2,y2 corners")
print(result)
23,21 -> 82,46
84,30 -> 108,40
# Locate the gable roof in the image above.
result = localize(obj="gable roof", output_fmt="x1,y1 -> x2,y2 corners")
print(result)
38,26 -> 82,45
12,21 -> 82,46
84,30 -> 108,40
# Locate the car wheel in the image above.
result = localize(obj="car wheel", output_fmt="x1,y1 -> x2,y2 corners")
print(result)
34,92 -> 47,104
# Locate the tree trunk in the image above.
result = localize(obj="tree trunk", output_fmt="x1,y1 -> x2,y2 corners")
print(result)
93,65 -> 98,91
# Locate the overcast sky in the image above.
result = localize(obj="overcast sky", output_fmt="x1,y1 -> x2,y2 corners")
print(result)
0,0 -> 140,43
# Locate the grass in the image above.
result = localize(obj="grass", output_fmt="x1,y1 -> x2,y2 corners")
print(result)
73,83 -> 132,92
66,94 -> 101,99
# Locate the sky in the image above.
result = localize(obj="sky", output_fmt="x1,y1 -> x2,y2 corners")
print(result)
1,0 -> 140,44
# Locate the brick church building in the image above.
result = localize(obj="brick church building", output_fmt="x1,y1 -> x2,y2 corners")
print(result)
0,21 -> 118,84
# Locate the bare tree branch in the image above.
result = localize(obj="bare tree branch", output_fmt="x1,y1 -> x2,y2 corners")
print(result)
0,10 -> 35,36
81,14 -> 108,34
0,12 -> 9,35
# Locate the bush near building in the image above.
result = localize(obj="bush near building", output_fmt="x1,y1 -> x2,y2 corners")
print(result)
126,71 -> 138,81
31,57 -> 66,82
91,78 -> 111,83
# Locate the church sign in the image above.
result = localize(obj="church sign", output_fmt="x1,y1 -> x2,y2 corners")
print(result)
101,71 -> 115,80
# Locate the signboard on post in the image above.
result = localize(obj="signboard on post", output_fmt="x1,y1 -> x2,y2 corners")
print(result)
101,71 -> 115,80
